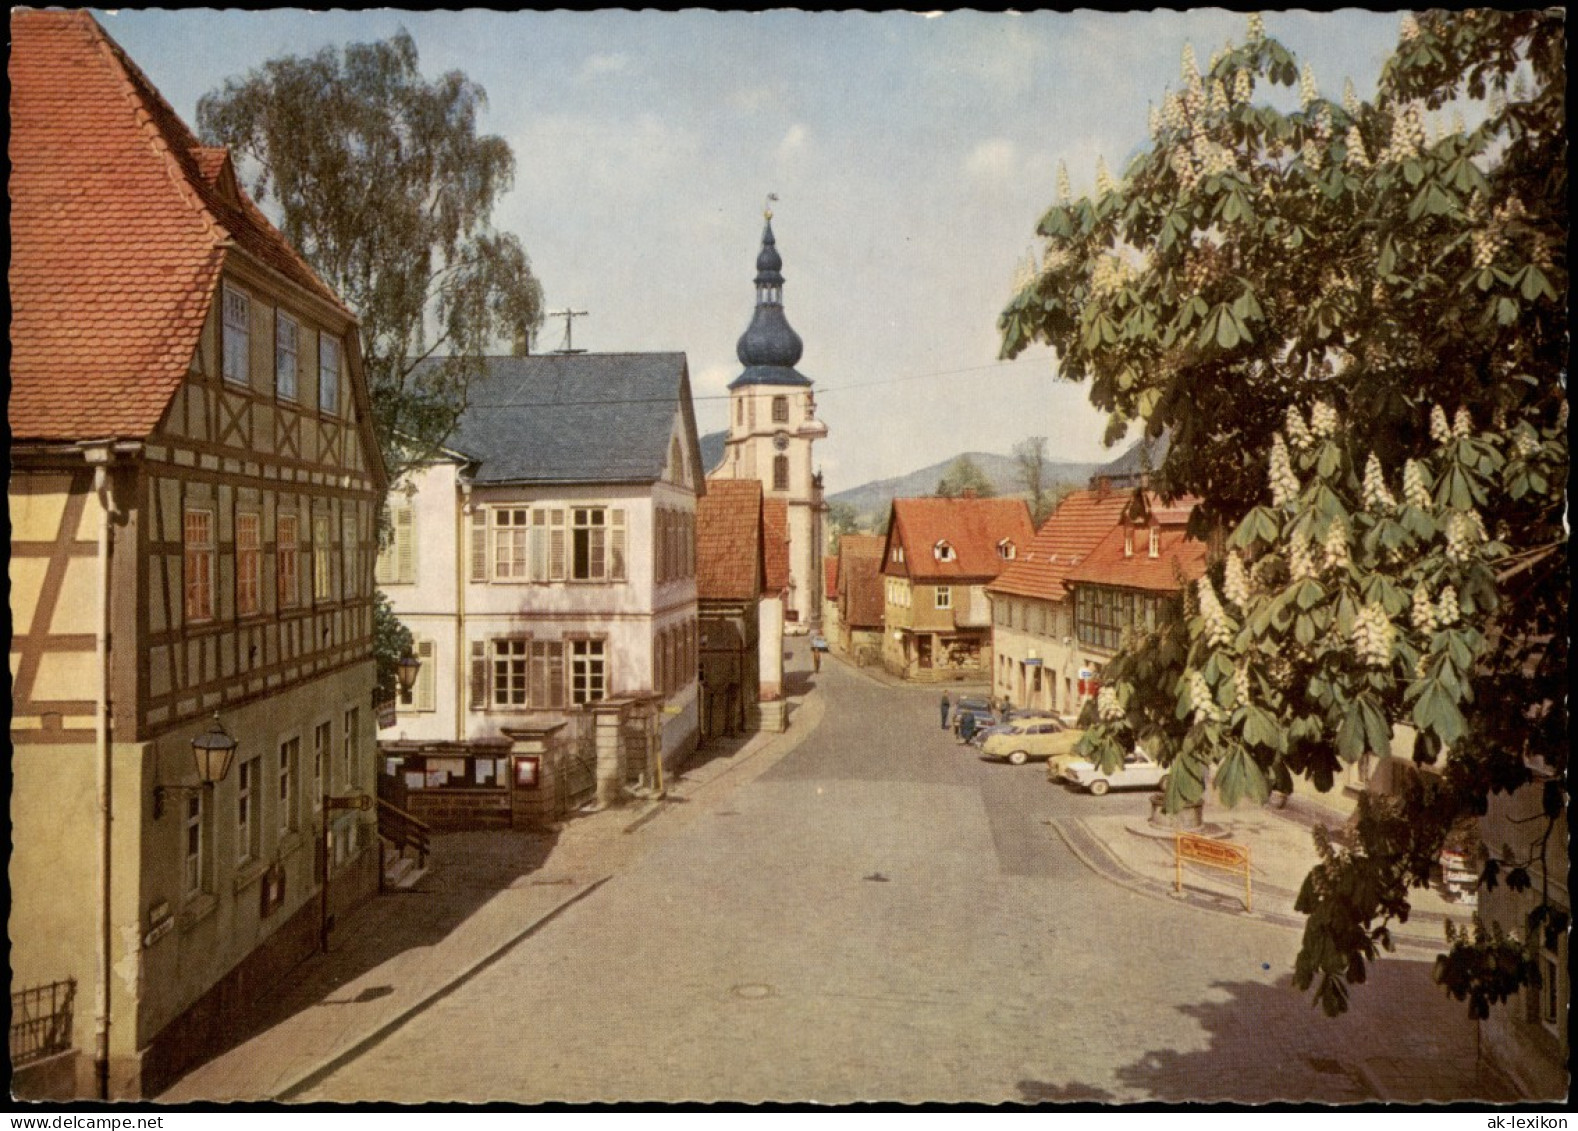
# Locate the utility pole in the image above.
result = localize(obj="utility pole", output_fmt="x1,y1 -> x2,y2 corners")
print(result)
550,308 -> 589,354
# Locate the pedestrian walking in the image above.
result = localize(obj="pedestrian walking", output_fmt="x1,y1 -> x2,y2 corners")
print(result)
957,709 -> 977,745
940,692 -> 951,730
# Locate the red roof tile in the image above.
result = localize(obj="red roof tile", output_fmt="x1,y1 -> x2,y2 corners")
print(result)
883,496 -> 1034,582
988,488 -> 1132,602
1064,503 -> 1208,594
762,499 -> 791,594
840,551 -> 886,629
824,555 -> 839,600
696,479 -> 763,601
9,10 -> 353,442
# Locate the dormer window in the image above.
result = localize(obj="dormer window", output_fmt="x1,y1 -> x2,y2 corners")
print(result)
997,539 -> 1016,561
934,540 -> 955,562
1148,526 -> 1160,558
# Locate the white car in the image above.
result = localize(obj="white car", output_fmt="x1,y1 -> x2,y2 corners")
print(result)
1062,749 -> 1166,795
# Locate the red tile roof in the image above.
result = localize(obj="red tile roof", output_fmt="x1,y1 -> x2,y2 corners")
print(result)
835,533 -> 886,628
988,488 -> 1133,602
9,10 -> 353,442
884,496 -> 1034,582
824,555 -> 839,601
762,498 -> 791,594
1064,505 -> 1208,594
696,479 -> 764,601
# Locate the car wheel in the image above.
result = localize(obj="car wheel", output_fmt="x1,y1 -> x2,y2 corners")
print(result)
1087,779 -> 1110,796
1007,750 -> 1029,766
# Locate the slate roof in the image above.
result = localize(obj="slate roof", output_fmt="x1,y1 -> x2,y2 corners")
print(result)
698,429 -> 728,476
883,496 -> 1035,582
836,534 -> 887,629
1064,499 -> 1207,594
9,10 -> 353,442
447,353 -> 701,485
696,479 -> 764,602
763,499 -> 791,594
988,489 -> 1133,603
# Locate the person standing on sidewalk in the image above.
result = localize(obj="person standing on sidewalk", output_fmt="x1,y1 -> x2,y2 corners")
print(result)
940,692 -> 951,730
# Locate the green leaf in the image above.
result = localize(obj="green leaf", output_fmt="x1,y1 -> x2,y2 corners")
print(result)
1215,745 -> 1270,808
1336,702 -> 1366,762
1357,695 -> 1391,757
1216,308 -> 1242,349
1243,705 -> 1285,752
1412,679 -> 1467,746
1295,579 -> 1326,610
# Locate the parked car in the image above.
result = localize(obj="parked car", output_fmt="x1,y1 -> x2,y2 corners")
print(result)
1062,748 -> 1167,795
979,718 -> 1085,766
1046,748 -> 1093,782
969,708 -> 1065,747
951,695 -> 998,735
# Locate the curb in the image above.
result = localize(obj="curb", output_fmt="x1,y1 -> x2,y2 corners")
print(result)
273,875 -> 612,1101
1050,817 -> 1447,950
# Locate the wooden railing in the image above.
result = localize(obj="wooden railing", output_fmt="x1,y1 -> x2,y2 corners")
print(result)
10,978 -> 75,1066
377,797 -> 431,870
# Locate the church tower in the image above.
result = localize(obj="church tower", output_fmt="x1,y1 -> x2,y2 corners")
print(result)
711,206 -> 828,629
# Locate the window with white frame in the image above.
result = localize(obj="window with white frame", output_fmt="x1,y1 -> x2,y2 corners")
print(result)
184,508 -> 216,622
277,512 -> 300,609
772,395 -> 789,423
571,639 -> 607,705
492,508 -> 531,580
278,737 -> 299,835
934,540 -> 955,562
376,504 -> 416,584
1148,526 -> 1160,558
492,639 -> 530,707
223,286 -> 251,385
237,511 -> 262,617
998,538 -> 1016,560
183,792 -> 206,898
318,335 -> 341,414
400,639 -> 437,711
935,586 -> 952,610
571,507 -> 625,581
275,312 -> 299,400
237,755 -> 260,864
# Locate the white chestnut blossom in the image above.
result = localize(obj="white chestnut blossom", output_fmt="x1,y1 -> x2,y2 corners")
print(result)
1342,78 -> 1359,117
1300,63 -> 1319,110
1352,602 -> 1396,667
1234,69 -> 1253,105
1346,127 -> 1370,169
1269,434 -> 1301,505
1410,585 -> 1438,633
1097,684 -> 1125,722
1057,160 -> 1072,205
1182,42 -> 1200,84
1198,576 -> 1233,647
1362,453 -> 1396,511
1095,155 -> 1116,197
1430,404 -> 1453,443
1233,662 -> 1252,708
1436,585 -> 1461,627
1445,509 -> 1486,562
1247,12 -> 1265,43
1189,670 -> 1225,725
1223,551 -> 1252,608
1310,400 -> 1339,438
1322,517 -> 1351,571
1400,12 -> 1421,42
1210,80 -> 1230,116
1453,406 -> 1473,437
1285,404 -> 1314,450
1288,526 -> 1318,581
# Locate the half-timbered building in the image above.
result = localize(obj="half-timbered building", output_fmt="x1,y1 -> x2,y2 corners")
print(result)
9,11 -> 387,1098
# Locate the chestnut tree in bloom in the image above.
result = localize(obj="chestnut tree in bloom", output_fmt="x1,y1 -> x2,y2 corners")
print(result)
1000,11 -> 1566,1018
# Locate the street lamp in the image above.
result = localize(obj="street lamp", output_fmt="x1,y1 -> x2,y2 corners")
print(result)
396,651 -> 422,697
153,713 -> 237,818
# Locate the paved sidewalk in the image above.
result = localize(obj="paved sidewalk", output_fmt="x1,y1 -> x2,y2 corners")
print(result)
1057,790 -> 1476,948
158,690 -> 825,1103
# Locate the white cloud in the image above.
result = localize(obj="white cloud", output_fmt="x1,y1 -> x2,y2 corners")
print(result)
776,123 -> 809,163
965,138 -> 1017,182
579,51 -> 630,79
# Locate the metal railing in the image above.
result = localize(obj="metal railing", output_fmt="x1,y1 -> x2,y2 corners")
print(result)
10,978 -> 75,1066
377,797 -> 431,869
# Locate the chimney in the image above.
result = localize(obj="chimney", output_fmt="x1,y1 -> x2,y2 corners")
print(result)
960,488 -> 978,500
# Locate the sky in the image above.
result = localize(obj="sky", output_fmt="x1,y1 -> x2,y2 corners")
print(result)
92,8 -> 1405,493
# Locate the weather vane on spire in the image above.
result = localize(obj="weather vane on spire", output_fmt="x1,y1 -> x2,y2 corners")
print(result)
764,192 -> 778,220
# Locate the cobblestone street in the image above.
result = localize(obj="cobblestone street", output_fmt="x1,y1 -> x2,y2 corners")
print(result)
284,643 -> 1511,1105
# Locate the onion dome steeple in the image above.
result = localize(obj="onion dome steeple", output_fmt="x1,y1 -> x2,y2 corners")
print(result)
731,206 -> 811,388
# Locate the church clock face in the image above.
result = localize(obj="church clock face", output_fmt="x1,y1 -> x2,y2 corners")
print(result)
773,431 -> 790,452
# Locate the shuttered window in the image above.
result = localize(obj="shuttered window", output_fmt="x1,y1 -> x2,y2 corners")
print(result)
469,640 -> 488,709
530,641 -> 566,708
376,505 -> 416,585
470,509 -> 487,582
399,640 -> 436,712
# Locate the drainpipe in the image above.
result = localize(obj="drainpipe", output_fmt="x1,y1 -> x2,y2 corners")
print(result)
457,476 -> 472,742
83,442 -> 120,1100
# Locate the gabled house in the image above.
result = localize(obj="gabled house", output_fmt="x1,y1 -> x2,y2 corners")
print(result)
833,533 -> 887,662
879,494 -> 1034,680
1062,492 -> 1206,706
822,553 -> 842,644
987,487 -> 1133,715
9,10 -> 387,1098
696,479 -> 766,739
376,353 -> 705,821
